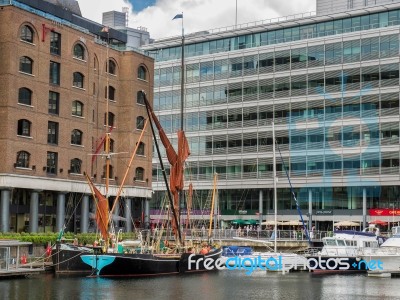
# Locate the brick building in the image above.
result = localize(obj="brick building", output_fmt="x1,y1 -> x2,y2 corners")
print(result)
0,0 -> 154,233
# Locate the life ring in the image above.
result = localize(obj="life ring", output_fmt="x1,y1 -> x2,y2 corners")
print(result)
164,240 -> 169,247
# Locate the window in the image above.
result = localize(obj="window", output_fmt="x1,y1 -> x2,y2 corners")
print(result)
137,91 -> 145,104
72,100 -> 83,116
70,158 -> 82,174
137,142 -> 145,156
49,91 -> 59,115
50,61 -> 60,85
17,119 -> 31,136
135,167 -> 145,181
71,129 -> 83,145
16,151 -> 30,168
138,65 -> 147,80
106,86 -> 115,101
18,88 -> 32,105
73,44 -> 85,60
19,56 -> 33,74
104,112 -> 115,127
20,25 -> 33,43
47,121 -> 59,144
50,31 -> 61,55
73,72 -> 84,88
103,164 -> 113,178
103,138 -> 114,153
136,116 -> 145,129
46,152 -> 58,174
107,60 -> 116,75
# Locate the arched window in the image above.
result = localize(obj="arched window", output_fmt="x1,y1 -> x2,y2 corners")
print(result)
73,72 -> 84,88
71,129 -> 83,145
69,158 -> 82,174
135,167 -> 145,181
16,151 -> 30,168
18,88 -> 32,105
73,43 -> 85,60
103,138 -> 114,153
103,164 -> 114,178
138,65 -> 147,80
137,142 -> 145,156
136,116 -> 145,129
106,85 -> 115,101
19,56 -> 33,74
72,100 -> 83,116
137,91 -> 145,105
104,112 -> 115,127
20,25 -> 33,43
107,60 -> 116,75
17,119 -> 31,136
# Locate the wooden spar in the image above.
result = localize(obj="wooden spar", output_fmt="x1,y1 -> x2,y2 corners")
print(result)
110,118 -> 149,215
143,92 -> 182,245
208,173 -> 218,240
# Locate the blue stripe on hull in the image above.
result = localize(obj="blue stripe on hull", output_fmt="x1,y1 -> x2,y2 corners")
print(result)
81,255 -> 116,275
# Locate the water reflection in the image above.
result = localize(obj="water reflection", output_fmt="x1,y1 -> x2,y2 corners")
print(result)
0,270 -> 399,300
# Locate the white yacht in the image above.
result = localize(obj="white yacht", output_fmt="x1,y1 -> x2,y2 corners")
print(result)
359,226 -> 400,273
304,229 -> 382,272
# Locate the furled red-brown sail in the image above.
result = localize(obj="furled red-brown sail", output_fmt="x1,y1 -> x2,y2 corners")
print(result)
86,174 -> 109,240
144,95 -> 191,241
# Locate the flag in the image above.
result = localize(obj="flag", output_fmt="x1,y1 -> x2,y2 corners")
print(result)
101,26 -> 109,33
172,13 -> 183,20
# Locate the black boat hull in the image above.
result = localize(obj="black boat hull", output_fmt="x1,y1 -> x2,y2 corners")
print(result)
81,248 -> 223,277
52,244 -> 93,275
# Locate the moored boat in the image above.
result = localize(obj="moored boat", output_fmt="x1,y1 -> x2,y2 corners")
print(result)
358,226 -> 400,273
304,229 -> 383,273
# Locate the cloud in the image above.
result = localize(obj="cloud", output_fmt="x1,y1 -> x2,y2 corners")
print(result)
78,0 -> 315,40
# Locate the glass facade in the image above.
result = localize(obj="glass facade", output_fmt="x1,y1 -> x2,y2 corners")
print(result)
149,9 -> 400,62
147,4 -> 400,222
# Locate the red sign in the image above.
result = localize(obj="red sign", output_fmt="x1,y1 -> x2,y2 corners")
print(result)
369,209 -> 400,216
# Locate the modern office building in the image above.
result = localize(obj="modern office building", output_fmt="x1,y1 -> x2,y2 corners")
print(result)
0,0 -> 154,233
141,0 -> 400,230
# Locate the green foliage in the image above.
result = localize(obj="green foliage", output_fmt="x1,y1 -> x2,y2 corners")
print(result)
0,232 -> 97,245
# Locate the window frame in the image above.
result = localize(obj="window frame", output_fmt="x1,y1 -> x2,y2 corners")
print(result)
138,65 -> 147,80
71,129 -> 83,145
19,56 -> 33,74
18,87 -> 32,105
50,31 -> 61,55
17,119 -> 31,137
73,43 -> 85,60
20,25 -> 33,43
73,72 -> 84,88
72,100 -> 83,117
16,151 -> 30,168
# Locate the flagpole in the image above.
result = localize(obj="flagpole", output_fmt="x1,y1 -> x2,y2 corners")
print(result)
179,13 -> 185,243
180,13 -> 184,132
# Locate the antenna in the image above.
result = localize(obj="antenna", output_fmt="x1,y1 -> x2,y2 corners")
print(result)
122,7 -> 129,27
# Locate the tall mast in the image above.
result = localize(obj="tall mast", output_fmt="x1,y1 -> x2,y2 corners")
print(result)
179,14 -> 185,234
105,29 -> 110,195
272,121 -> 277,253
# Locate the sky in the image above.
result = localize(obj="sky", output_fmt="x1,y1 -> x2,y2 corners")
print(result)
78,0 -> 316,40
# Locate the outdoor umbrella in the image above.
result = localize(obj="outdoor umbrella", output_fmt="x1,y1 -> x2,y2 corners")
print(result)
243,219 -> 259,225
369,220 -> 388,226
261,220 -> 285,226
231,219 -> 246,225
333,221 -> 359,227
281,220 -> 304,226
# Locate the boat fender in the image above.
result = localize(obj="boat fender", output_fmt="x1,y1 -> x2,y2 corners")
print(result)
20,254 -> 27,264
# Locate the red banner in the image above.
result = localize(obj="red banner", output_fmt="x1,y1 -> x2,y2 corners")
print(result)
369,209 -> 400,216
